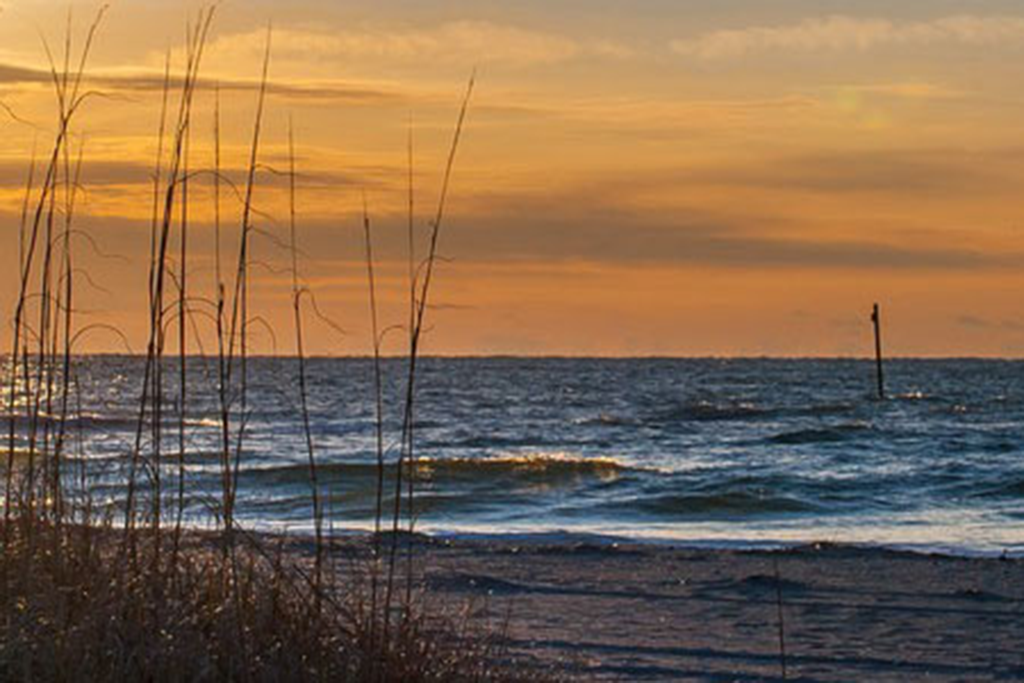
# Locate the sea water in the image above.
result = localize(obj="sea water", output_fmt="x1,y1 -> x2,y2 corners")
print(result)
6,357 -> 1024,556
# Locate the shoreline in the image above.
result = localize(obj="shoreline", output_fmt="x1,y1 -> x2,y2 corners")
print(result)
399,534 -> 1024,680
234,522 -> 1024,560
429,531 -> 1024,560
10,519 -> 1021,680
213,528 -> 1024,679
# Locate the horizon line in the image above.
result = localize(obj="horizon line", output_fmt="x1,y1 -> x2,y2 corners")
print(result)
16,352 -> 1024,362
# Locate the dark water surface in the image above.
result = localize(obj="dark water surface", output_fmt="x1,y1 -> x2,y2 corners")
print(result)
7,357 -> 1024,555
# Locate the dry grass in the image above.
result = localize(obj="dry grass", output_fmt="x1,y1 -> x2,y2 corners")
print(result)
0,7 -> 549,682
0,519 -> 537,682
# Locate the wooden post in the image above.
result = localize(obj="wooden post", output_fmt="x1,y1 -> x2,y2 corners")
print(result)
871,303 -> 885,400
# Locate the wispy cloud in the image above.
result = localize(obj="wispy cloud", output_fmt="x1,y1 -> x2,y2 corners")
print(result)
688,148 -> 1001,195
0,59 -> 402,105
671,15 -> 1024,60
440,198 -> 1010,270
310,185 -> 1011,272
956,315 -> 1024,332
836,82 -> 961,100
192,22 -> 630,69
0,62 -> 50,85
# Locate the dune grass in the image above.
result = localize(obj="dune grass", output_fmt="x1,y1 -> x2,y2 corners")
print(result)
1,519 -> 539,681
0,7 -> 544,681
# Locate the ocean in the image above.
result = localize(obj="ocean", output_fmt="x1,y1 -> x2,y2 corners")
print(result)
8,356 -> 1024,556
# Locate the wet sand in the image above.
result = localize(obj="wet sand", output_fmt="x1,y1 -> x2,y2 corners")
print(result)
409,538 -> 1024,681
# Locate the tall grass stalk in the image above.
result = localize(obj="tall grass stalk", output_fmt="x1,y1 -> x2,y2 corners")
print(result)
385,72 -> 473,610
18,141 -> 38,292
288,117 -> 324,605
4,5 -> 107,545
52,141 -> 85,530
141,47 -> 171,565
213,81 -> 233,556
212,84 -> 234,573
384,72 -> 475,629
124,10 -> 214,566
404,116 -> 418,607
4,145 -> 37,548
361,188 -> 387,659
224,26 -> 271,546
173,95 -> 192,568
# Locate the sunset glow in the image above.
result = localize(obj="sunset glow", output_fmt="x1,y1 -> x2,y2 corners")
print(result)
4,0 -> 1024,356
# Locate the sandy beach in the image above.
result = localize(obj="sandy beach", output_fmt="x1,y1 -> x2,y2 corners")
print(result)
396,537 -> 1024,681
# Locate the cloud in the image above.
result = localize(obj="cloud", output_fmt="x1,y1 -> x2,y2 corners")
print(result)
671,15 -> 1024,60
541,147 -> 1014,199
838,82 -> 960,100
2,145 -> 1011,274
0,172 -> 1013,279
956,315 -> 1024,331
0,63 -> 49,85
0,59 -> 401,104
442,203 -> 1008,270
691,148 -> 1000,195
193,22 -> 629,68
0,158 -> 398,193
282,188 -> 1015,272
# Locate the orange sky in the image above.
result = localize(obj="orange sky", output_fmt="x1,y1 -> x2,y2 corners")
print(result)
4,1 -> 1024,356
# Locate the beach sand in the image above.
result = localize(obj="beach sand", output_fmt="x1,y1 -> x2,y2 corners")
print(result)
400,537 -> 1024,681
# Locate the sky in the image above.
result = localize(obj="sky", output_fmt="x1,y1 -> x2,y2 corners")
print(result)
3,1 -> 1024,356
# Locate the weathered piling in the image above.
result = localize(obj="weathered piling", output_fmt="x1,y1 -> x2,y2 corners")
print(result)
871,303 -> 885,400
